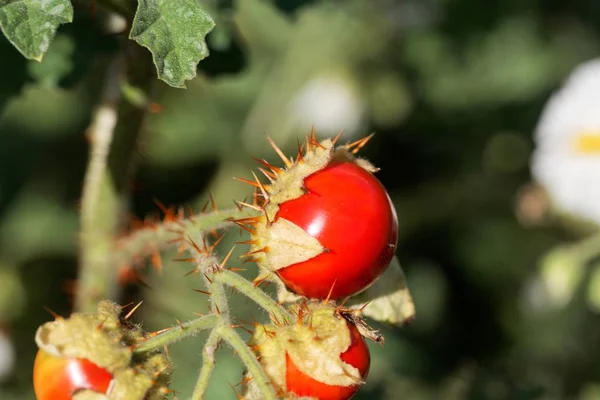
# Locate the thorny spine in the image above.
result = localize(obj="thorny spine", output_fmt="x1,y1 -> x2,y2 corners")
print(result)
125,223 -> 280,399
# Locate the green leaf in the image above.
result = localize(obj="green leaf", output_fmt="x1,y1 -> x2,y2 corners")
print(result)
130,0 -> 215,88
0,0 -> 73,61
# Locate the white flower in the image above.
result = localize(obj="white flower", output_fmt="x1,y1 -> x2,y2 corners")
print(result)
288,74 -> 365,139
104,13 -> 127,34
531,57 -> 600,225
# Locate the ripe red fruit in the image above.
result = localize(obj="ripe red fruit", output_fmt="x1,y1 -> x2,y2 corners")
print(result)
276,159 -> 398,299
245,301 -> 371,400
33,349 -> 113,399
33,301 -> 172,400
285,318 -> 370,399
243,133 -> 398,300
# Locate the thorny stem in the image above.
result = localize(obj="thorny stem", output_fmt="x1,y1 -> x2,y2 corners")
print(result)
187,247 -> 231,320
190,329 -> 221,400
206,273 -> 231,321
115,208 -> 256,268
219,325 -> 278,400
182,230 -> 281,399
215,269 -> 293,324
76,42 -> 154,313
116,213 -> 293,398
185,240 -> 236,397
133,314 -> 220,354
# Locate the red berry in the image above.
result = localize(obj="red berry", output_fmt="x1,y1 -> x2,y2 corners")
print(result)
245,301 -> 372,400
285,319 -> 370,399
33,301 -> 173,400
33,349 -> 113,400
276,159 -> 398,299
245,134 -> 398,300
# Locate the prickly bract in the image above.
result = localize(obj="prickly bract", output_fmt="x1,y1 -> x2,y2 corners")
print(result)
237,131 -> 398,300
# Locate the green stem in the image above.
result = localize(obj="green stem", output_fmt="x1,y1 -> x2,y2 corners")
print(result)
76,42 -> 154,313
215,269 -> 293,324
133,314 -> 220,354
169,202 -> 280,399
76,57 -> 121,312
114,208 -> 255,267
206,275 -> 231,321
184,234 -> 281,399
218,325 -> 278,400
190,329 -> 221,400
184,243 -> 239,398
185,243 -> 232,320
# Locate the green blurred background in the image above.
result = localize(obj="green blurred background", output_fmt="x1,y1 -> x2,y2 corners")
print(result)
1,0 -> 600,398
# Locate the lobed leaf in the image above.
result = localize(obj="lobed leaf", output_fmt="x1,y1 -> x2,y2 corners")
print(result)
130,0 -> 215,88
0,0 -> 73,61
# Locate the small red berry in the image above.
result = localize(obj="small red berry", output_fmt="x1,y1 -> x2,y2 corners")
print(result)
33,349 -> 113,400
244,133 -> 398,300
245,301 -> 372,400
33,301 -> 173,400
276,159 -> 398,299
285,317 -> 370,399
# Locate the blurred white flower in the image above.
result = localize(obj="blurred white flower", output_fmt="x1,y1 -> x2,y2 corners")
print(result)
531,58 -> 600,225
0,329 -> 15,381
104,13 -> 127,34
289,74 -> 365,139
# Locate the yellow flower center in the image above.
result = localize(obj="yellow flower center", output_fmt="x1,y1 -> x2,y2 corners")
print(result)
574,132 -> 600,154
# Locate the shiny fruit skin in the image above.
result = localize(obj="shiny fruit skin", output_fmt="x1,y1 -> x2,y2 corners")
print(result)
285,320 -> 370,400
33,349 -> 113,400
276,160 -> 398,299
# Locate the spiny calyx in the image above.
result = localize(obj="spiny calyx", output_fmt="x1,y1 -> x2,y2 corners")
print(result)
244,301 -> 371,399
236,131 -> 399,300
34,301 -> 171,400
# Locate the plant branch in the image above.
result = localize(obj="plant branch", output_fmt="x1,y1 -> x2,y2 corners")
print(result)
190,329 -> 221,400
206,275 -> 231,320
183,229 -> 281,398
183,241 -> 238,398
76,56 -> 121,313
218,325 -> 278,400
114,208 -> 256,267
76,42 -> 154,313
133,314 -> 220,354
184,240 -> 232,320
215,269 -> 293,324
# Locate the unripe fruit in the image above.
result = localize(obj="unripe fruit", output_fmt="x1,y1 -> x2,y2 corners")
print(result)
241,132 -> 398,300
245,301 -> 371,400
